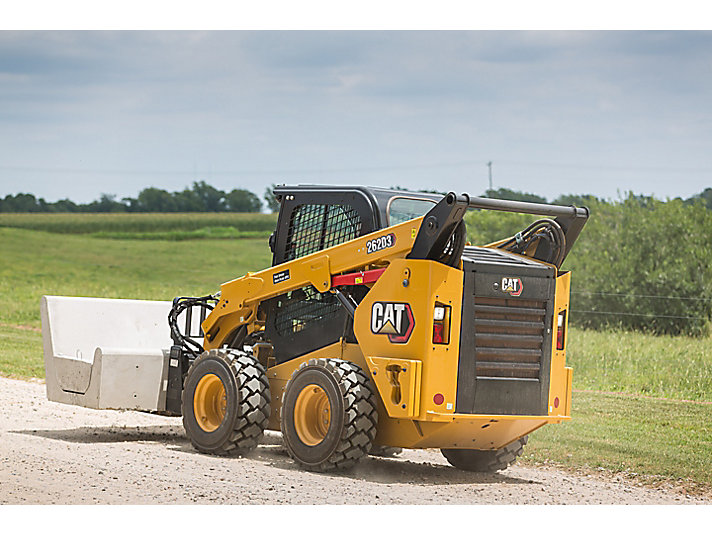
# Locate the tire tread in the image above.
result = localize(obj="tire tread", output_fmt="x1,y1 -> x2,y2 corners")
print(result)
281,358 -> 377,472
183,348 -> 270,456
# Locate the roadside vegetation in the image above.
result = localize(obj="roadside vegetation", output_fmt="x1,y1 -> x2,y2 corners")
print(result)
523,391 -> 712,493
466,193 -> 712,336
1,196 -> 711,494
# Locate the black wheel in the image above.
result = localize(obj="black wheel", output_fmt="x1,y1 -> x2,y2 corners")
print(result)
182,348 -> 270,455
369,445 -> 403,458
441,435 -> 528,472
280,358 -> 377,472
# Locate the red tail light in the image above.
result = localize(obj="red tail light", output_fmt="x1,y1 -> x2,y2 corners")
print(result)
432,304 -> 450,344
432,323 -> 444,344
556,310 -> 567,350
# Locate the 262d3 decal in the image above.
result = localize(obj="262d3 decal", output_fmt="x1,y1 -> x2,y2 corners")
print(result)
371,301 -> 415,343
366,233 -> 396,254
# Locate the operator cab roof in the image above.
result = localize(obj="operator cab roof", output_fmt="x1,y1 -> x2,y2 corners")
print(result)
273,184 -> 443,229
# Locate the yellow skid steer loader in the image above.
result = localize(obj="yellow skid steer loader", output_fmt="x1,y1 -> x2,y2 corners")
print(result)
42,185 -> 588,473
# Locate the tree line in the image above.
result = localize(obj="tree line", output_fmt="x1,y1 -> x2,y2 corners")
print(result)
482,186 -> 712,211
0,181 -> 274,213
3,180 -> 712,335
465,190 -> 712,336
2,181 -> 711,214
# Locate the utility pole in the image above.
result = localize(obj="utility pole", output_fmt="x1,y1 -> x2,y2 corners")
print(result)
487,161 -> 493,191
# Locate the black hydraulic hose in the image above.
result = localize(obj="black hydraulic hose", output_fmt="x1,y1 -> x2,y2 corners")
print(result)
438,220 -> 467,267
498,219 -> 553,250
550,219 -> 567,267
497,218 -> 567,268
168,295 -> 218,357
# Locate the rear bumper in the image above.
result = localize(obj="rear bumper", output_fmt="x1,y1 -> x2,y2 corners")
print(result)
374,410 -> 568,450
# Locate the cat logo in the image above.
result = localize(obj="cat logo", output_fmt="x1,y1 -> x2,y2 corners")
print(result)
501,277 -> 523,297
371,302 -> 415,343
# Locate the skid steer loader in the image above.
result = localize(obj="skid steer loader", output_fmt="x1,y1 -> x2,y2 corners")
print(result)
41,185 -> 588,473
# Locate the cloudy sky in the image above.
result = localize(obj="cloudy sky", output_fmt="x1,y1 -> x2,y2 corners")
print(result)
1,30 -> 710,205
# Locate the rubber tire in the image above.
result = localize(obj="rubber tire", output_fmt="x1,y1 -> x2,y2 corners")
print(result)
182,348 -> 270,456
281,358 -> 378,472
441,435 -> 528,472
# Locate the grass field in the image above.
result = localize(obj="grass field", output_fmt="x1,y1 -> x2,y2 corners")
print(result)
0,212 -> 277,235
0,227 -> 272,327
522,391 -> 712,493
1,221 -> 711,493
566,328 -> 712,402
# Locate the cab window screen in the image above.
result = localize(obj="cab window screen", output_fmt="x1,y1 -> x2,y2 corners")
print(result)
285,204 -> 362,261
276,203 -> 362,337
273,286 -> 340,336
388,198 -> 436,226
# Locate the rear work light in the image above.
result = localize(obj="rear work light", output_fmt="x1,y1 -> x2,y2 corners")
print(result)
432,304 -> 451,344
556,310 -> 567,350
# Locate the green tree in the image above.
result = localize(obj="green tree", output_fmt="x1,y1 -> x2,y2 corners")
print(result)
563,195 -> 712,336
465,210 -> 539,245
225,188 -> 262,212
50,199 -> 79,212
263,184 -> 281,213
82,194 -> 127,213
135,187 -> 177,212
686,187 -> 712,210
190,181 -> 225,212
484,188 -> 547,204
173,188 -> 203,212
0,193 -> 42,212
553,194 -> 604,207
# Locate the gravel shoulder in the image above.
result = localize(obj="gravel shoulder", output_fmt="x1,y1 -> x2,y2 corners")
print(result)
0,376 -> 707,505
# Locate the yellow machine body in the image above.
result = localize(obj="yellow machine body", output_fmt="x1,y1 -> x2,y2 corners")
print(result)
201,214 -> 574,452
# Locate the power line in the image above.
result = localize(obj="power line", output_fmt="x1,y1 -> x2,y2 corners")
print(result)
572,291 -> 712,302
572,309 -> 703,321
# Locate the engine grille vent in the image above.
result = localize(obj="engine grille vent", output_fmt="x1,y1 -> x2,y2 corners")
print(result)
473,296 -> 547,379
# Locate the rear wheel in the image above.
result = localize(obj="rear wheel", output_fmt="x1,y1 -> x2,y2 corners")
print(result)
281,358 -> 377,472
441,436 -> 528,472
182,348 -> 270,455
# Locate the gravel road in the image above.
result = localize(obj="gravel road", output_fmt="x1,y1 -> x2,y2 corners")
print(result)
0,376 -> 707,505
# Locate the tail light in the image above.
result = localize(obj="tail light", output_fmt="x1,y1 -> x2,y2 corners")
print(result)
432,323 -> 445,343
556,310 -> 567,350
433,304 -> 450,344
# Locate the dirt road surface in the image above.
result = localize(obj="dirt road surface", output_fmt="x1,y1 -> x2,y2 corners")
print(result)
0,377 -> 707,505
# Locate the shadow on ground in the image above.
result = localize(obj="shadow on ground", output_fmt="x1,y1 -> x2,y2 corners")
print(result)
13,424 -> 185,444
13,425 -> 538,487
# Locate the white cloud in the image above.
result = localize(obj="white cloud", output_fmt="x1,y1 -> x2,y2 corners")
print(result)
0,30 -> 711,203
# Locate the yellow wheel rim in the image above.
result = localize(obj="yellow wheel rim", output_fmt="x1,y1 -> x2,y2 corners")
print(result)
293,385 -> 331,446
193,373 -> 227,432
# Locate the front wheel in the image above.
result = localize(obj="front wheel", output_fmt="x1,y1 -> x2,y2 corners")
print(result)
441,436 -> 528,472
182,348 -> 270,455
280,358 -> 377,472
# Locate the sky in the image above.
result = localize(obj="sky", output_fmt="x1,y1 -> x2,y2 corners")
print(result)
1,30 -> 711,205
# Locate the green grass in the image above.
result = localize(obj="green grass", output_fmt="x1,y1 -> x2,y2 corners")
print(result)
566,327 -> 712,402
2,219 -> 712,493
0,212 -> 277,234
0,227 -> 272,328
0,325 -> 43,379
523,391 -> 712,493
90,227 -> 271,241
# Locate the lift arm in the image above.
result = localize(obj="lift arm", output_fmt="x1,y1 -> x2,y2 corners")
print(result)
201,192 -> 589,349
